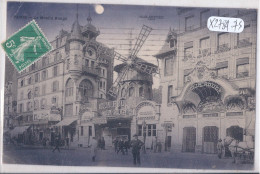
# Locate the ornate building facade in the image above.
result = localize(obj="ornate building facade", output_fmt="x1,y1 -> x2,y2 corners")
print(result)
155,8 -> 256,153
91,58 -> 160,147
16,13 -> 114,146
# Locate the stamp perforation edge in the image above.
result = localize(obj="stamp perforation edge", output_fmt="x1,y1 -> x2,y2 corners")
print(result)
1,19 -> 53,73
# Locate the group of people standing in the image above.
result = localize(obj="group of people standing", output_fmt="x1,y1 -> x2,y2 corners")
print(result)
113,137 -> 130,155
112,134 -> 144,166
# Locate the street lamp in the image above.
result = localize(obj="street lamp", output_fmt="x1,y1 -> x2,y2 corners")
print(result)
142,120 -> 146,154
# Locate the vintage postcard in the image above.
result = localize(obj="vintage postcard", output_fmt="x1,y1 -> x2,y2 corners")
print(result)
1,0 -> 258,172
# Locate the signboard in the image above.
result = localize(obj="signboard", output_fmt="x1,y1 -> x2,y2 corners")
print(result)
136,101 -> 158,121
34,113 -> 49,120
92,117 -> 107,124
98,99 -> 131,117
33,113 -> 61,121
190,81 -> 222,94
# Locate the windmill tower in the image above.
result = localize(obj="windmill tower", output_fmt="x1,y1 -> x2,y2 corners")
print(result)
107,25 -> 158,109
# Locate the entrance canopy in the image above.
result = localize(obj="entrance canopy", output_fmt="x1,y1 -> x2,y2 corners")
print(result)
10,126 -> 30,137
55,117 -> 77,126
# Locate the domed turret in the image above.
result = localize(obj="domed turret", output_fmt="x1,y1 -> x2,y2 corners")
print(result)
82,13 -> 100,40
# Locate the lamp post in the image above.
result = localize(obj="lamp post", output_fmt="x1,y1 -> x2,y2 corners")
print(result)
142,120 -> 146,154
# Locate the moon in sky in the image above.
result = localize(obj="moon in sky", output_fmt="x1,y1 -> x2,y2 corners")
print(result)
95,5 -> 104,14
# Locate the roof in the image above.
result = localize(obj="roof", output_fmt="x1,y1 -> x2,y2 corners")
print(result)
69,16 -> 84,42
55,117 -> 77,126
154,29 -> 177,58
114,57 -> 157,73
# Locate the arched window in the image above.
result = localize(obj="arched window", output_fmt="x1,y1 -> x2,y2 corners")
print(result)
129,87 -> 135,97
79,79 -> 93,98
139,87 -> 144,97
121,88 -> 126,97
28,91 -> 32,99
65,79 -> 74,97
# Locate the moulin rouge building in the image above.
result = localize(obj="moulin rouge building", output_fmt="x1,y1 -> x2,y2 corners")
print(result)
155,8 -> 256,153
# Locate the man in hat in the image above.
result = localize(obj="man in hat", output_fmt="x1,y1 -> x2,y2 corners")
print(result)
130,134 -> 144,166
217,139 -> 224,159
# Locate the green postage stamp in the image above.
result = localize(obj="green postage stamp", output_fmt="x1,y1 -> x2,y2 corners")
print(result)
1,20 -> 52,72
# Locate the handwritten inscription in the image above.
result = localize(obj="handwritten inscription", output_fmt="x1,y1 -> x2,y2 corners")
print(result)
207,16 -> 244,33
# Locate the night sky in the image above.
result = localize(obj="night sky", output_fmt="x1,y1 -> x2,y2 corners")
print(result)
6,2 -> 185,87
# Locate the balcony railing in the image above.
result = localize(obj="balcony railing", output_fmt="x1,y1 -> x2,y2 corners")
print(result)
215,44 -> 231,54
82,66 -> 100,76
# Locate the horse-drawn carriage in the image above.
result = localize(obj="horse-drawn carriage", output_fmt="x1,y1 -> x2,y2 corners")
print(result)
218,136 -> 254,164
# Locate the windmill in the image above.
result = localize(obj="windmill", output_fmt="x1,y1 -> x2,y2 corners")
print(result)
108,25 -> 159,99
86,25 -> 159,99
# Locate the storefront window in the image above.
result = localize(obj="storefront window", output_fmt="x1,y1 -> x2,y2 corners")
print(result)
152,124 -> 157,136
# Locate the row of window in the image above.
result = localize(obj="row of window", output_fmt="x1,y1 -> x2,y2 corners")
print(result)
165,24 -> 251,76
20,52 -> 62,75
20,66 -> 59,87
137,124 -> 157,137
183,26 -> 251,58
19,81 -> 59,100
184,9 -> 251,32
120,86 -> 151,99
18,96 -> 58,113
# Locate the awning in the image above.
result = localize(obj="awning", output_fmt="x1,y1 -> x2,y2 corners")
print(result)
10,126 -> 30,137
55,117 -> 77,126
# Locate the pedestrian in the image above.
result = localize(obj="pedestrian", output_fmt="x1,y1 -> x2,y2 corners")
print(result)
113,137 -> 119,153
124,139 -> 130,155
46,138 -> 50,148
217,139 -> 224,159
52,136 -> 60,153
130,134 -> 144,166
66,136 -> 70,149
100,137 -> 105,150
117,138 -> 125,155
90,137 -> 98,162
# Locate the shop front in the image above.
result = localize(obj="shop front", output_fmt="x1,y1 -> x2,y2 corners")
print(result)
171,63 -> 255,153
135,100 -> 161,149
